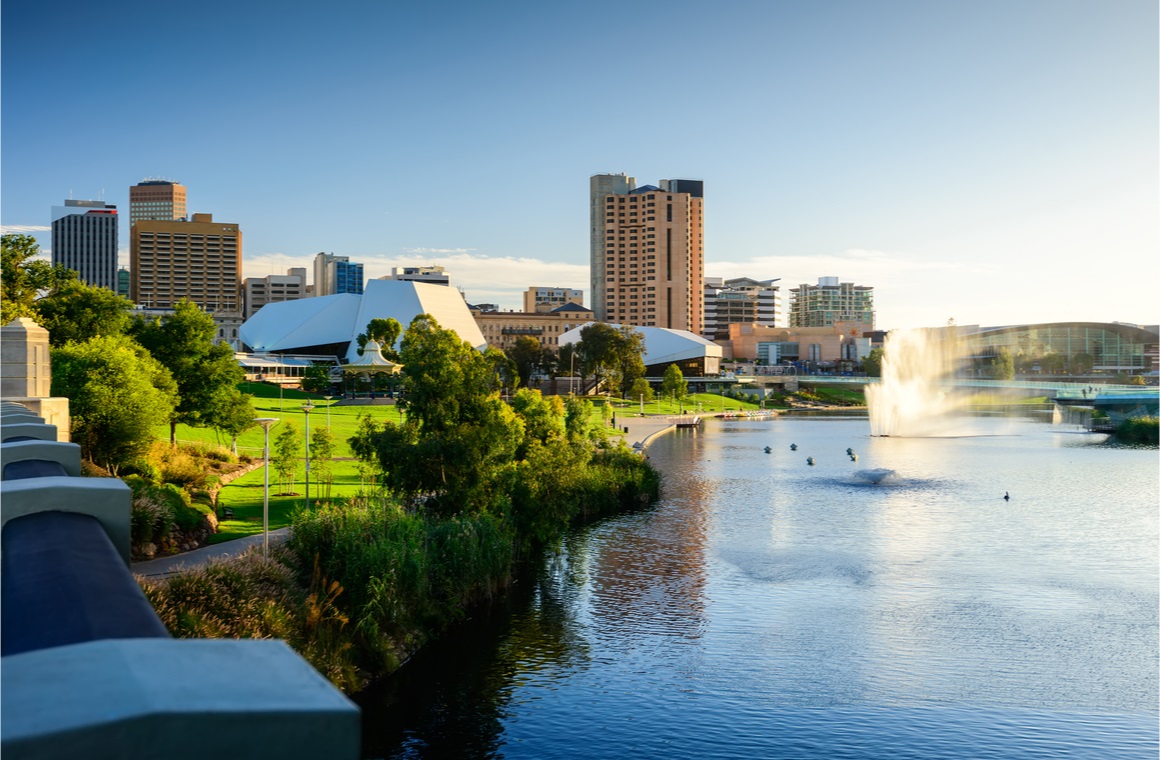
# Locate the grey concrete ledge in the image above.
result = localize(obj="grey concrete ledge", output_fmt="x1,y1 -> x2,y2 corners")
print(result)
1,477 -> 131,564
1,638 -> 360,760
0,422 -> 58,443
1,440 -> 82,478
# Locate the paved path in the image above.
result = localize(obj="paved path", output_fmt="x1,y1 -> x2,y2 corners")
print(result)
614,415 -> 681,449
131,528 -> 291,579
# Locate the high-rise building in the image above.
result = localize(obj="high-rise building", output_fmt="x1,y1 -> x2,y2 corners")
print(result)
313,252 -> 364,296
703,276 -> 781,342
383,265 -> 450,286
130,213 -> 241,312
788,277 -> 875,328
129,180 -> 187,226
117,267 -> 131,298
590,173 -> 704,332
50,200 -> 119,290
243,267 -> 309,319
524,286 -> 584,314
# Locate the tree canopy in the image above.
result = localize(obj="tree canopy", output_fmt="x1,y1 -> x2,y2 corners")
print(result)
661,364 -> 688,402
50,334 -> 177,474
34,279 -> 134,346
131,300 -> 244,443
356,317 -> 402,360
575,323 -> 646,397
1,233 -> 76,325
506,336 -> 543,388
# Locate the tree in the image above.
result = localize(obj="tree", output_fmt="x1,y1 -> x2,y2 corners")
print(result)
861,348 -> 884,377
510,388 -> 566,457
35,279 -> 134,346
661,364 -> 688,406
993,347 -> 1015,380
212,390 -> 257,454
309,426 -> 337,500
629,377 -> 654,405
485,347 -> 519,393
1072,352 -> 1095,375
2,234 -> 76,325
272,420 -> 302,495
355,317 -> 402,360
575,323 -> 646,397
564,396 -> 594,440
51,335 -> 177,474
612,325 -> 647,398
131,300 -> 245,444
353,314 -> 525,516
302,363 -> 334,394
576,322 -> 619,392
507,336 -> 543,388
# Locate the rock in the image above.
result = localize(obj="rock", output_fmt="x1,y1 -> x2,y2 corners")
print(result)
142,542 -> 157,558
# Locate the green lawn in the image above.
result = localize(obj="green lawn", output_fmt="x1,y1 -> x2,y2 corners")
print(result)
184,384 -> 760,543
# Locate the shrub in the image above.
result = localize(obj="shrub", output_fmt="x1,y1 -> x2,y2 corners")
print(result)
130,489 -> 174,545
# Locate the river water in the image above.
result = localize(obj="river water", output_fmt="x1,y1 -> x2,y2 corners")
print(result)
358,413 -> 1159,759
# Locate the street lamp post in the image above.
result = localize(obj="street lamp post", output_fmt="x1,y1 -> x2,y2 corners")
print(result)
324,395 -> 333,429
640,393 -> 644,415
301,402 -> 315,509
255,418 -> 279,559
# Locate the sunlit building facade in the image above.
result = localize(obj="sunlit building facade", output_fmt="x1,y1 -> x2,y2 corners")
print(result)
789,277 -> 874,328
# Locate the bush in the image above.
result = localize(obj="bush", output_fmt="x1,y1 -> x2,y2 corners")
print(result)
1114,416 -> 1158,444
131,489 -> 174,545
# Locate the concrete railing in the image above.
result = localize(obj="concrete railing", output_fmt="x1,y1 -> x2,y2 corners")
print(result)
0,402 -> 361,759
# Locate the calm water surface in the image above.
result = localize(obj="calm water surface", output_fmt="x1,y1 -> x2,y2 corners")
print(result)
359,415 -> 1159,758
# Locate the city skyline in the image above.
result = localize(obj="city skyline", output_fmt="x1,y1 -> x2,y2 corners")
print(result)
2,1 -> 1156,330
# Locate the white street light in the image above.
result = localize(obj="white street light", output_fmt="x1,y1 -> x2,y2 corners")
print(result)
301,402 -> 315,510
324,395 -> 333,429
255,417 -> 279,559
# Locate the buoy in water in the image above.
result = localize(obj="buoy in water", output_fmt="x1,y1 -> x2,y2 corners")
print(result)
806,457 -> 815,466
764,446 -> 772,454
1004,491 -> 1010,501
849,454 -> 858,462
846,448 -> 854,456
790,443 -> 798,451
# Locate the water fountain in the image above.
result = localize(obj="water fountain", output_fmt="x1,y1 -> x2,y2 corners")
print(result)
866,327 -> 971,437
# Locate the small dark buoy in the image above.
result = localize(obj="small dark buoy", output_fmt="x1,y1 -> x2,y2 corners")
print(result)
846,448 -> 854,456
1004,491 -> 1010,501
790,443 -> 798,451
806,456 -> 815,466
850,454 -> 858,462
764,446 -> 772,454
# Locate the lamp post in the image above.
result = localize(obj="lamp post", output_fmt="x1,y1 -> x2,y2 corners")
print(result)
640,393 -> 644,415
255,418 -> 279,559
324,395 -> 333,429
570,350 -> 575,396
301,402 -> 315,509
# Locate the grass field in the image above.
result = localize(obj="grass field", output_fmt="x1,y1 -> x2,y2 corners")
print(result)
168,383 -> 762,543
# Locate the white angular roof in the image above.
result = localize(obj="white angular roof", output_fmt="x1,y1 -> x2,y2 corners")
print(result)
239,279 -> 486,361
559,323 -> 723,366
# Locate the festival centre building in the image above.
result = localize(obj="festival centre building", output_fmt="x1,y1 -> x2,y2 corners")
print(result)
237,279 -> 486,364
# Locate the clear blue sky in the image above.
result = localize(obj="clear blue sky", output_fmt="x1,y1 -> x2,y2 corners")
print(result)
3,0 -> 1156,329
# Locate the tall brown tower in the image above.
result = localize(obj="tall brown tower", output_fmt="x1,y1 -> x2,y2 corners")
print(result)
593,175 -> 704,333
130,213 -> 241,312
129,180 -> 187,226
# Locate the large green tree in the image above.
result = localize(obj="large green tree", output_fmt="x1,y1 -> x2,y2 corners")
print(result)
506,335 -> 543,388
131,300 -> 244,444
612,325 -> 647,398
51,335 -> 177,474
34,279 -> 134,346
1,233 -> 76,325
861,348 -> 884,377
354,314 -> 524,516
212,390 -> 257,454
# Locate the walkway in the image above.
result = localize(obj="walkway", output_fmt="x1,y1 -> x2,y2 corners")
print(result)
131,527 -> 291,579
616,415 -> 681,449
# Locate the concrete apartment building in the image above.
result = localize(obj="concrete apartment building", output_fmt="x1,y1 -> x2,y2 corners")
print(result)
703,276 -> 781,342
313,253 -> 364,296
130,213 -> 242,313
243,267 -> 309,319
50,200 -> 119,290
524,286 -> 583,313
590,173 -> 704,333
129,179 -> 187,226
473,302 -> 594,351
789,277 -> 875,328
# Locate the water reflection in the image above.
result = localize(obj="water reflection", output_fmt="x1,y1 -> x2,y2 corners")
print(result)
360,413 -> 1158,759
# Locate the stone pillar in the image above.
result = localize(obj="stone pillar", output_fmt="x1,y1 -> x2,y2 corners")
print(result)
1,319 -> 69,442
